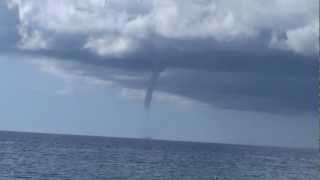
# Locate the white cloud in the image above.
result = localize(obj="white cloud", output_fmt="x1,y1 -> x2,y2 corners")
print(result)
18,26 -> 48,50
29,56 -> 113,86
84,36 -> 136,57
269,20 -> 319,56
33,59 -> 76,82
7,0 -> 319,56
286,21 -> 319,56
151,0 -> 256,41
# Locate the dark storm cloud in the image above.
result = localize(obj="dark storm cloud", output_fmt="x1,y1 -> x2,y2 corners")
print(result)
18,47 -> 317,115
1,0 -> 318,114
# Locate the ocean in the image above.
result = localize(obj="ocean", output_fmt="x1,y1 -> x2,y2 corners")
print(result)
0,131 -> 318,180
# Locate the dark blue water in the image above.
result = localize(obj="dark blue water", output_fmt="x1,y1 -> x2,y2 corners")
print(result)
0,131 -> 318,180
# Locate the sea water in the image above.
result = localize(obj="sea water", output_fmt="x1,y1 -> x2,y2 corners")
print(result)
0,131 -> 318,180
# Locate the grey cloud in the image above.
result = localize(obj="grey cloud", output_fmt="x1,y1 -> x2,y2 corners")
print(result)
6,0 -> 319,56
1,0 -> 318,115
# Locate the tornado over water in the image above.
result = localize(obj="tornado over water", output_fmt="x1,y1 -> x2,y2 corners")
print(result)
144,68 -> 162,109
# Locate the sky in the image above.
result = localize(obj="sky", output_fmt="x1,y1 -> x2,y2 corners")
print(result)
0,0 -> 319,148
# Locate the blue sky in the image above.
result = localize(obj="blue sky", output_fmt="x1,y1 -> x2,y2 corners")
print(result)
0,0 -> 318,148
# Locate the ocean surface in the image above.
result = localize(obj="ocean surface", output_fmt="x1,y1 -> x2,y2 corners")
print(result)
0,131 -> 318,180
